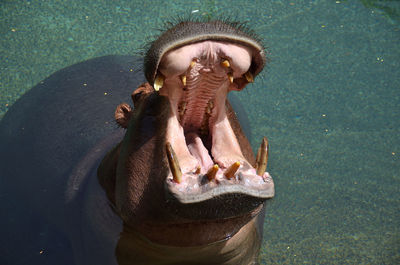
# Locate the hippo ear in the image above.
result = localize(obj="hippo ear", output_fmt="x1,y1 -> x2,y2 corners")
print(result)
131,83 -> 154,106
115,103 -> 132,129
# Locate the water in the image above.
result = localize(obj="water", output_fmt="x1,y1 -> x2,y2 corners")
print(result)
1,0 -> 399,264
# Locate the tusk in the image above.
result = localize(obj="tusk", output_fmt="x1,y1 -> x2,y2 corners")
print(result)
227,73 -> 233,83
244,71 -> 254,83
181,75 -> 187,86
224,161 -> 240,179
166,142 -> 182,183
206,164 -> 219,181
255,137 -> 269,176
154,74 -> 164,91
221,60 -> 230,68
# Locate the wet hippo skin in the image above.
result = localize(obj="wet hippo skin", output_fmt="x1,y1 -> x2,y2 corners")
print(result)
0,20 -> 274,265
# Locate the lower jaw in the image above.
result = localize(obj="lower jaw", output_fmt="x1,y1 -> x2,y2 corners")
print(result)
133,204 -> 263,247
165,189 -> 266,219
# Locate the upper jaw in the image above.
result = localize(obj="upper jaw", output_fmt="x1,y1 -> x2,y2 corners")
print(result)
152,40 -> 274,205
144,20 -> 266,87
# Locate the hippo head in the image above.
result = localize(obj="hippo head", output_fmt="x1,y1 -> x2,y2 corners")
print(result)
98,20 -> 274,247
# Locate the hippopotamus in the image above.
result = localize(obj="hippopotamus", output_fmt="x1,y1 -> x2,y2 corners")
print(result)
0,20 -> 274,265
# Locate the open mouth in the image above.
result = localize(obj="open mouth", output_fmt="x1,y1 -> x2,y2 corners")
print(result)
152,40 -> 274,204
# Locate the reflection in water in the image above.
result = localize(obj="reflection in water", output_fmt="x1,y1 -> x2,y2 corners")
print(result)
115,219 -> 262,265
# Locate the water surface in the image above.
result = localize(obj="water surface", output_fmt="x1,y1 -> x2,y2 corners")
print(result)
1,0 -> 399,264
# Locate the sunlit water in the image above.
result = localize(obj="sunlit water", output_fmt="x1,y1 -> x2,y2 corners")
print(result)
1,0 -> 399,264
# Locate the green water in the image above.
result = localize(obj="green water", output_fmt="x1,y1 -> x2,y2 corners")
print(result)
1,0 -> 399,264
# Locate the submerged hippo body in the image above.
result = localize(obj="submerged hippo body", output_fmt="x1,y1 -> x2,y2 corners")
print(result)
0,20 -> 274,265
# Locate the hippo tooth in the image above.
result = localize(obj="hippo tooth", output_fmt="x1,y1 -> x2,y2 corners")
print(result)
255,137 -> 269,176
190,60 -> 196,68
224,161 -> 241,179
244,71 -> 254,83
154,74 -> 164,91
227,73 -> 233,83
221,59 -> 230,68
181,75 -> 186,86
166,142 -> 182,183
194,166 -> 201,174
206,164 -> 219,181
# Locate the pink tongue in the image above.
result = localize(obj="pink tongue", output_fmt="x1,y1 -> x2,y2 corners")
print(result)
186,132 -> 214,171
